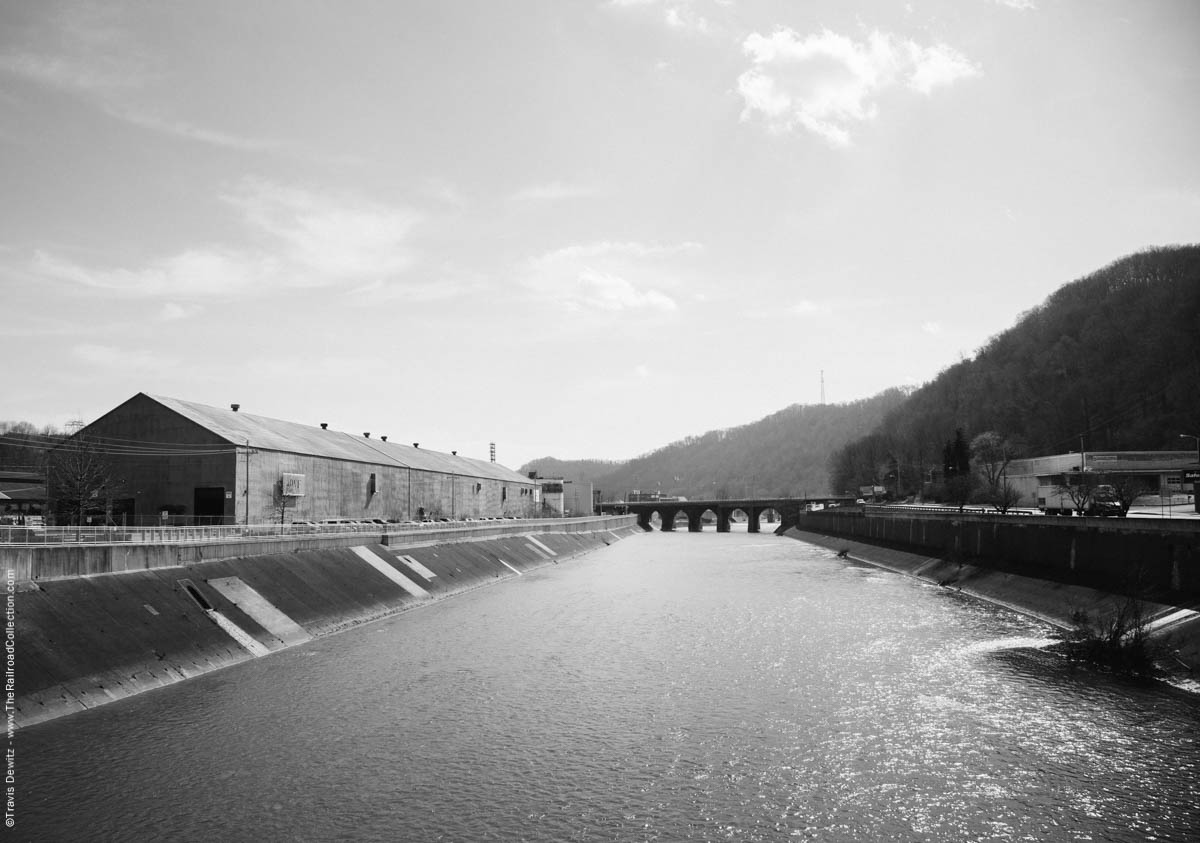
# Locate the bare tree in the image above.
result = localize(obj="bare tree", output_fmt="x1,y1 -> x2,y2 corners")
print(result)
975,480 -> 1022,513
262,479 -> 295,526
1094,473 -> 1150,516
1053,471 -> 1096,516
970,431 -> 1021,511
47,435 -> 126,526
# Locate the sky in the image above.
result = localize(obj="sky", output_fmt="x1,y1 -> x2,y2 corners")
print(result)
3,0 -> 1199,470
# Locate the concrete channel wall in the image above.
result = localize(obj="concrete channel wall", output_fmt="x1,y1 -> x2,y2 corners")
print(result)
9,516 -> 640,728
797,510 -> 1200,602
4,516 -> 632,584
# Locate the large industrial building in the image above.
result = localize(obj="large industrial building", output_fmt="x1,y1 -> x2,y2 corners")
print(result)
69,393 -> 539,525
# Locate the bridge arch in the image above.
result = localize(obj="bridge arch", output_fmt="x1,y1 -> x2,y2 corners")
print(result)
625,497 -> 828,533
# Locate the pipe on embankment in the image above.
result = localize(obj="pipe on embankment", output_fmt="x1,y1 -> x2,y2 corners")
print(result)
10,517 -> 640,729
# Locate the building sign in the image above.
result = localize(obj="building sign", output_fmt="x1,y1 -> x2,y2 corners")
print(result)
1185,470 -> 1200,483
281,473 -> 306,497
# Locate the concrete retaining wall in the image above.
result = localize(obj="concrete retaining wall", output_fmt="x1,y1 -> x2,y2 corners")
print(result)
3,516 -> 635,584
11,519 -> 641,728
798,511 -> 1200,601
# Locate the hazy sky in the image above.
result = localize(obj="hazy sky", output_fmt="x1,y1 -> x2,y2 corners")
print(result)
3,0 -> 1199,469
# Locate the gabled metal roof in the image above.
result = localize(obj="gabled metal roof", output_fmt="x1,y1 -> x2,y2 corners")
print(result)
142,394 -> 532,484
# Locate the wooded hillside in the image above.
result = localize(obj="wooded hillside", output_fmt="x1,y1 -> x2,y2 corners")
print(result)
829,245 -> 1200,494
522,390 -> 907,500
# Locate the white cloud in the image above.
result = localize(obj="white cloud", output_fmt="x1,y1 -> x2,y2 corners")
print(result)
992,0 -> 1036,9
223,179 -> 421,281
665,7 -> 709,34
32,179 -> 424,299
738,28 -> 981,147
33,248 -> 282,297
575,270 -> 677,312
0,50 -> 142,93
110,106 -> 281,151
159,302 -> 203,321
0,10 -> 285,154
609,0 -> 719,36
905,42 -> 983,95
521,240 -> 696,314
533,241 -> 702,263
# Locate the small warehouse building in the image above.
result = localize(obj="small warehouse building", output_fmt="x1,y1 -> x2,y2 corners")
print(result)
1004,450 -> 1197,510
0,469 -> 46,524
68,393 -> 538,525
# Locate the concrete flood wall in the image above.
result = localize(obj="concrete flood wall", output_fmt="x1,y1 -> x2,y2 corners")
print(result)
797,511 -> 1200,602
785,522 -> 1200,675
4,516 -> 634,584
12,520 -> 642,728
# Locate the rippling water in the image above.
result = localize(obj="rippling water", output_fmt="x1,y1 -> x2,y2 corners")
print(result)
18,531 -> 1200,841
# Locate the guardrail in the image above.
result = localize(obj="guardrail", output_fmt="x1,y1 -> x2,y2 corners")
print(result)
862,504 -> 1041,516
0,517 -> 600,546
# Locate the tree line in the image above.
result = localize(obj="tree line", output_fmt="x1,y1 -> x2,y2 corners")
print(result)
829,245 -> 1200,499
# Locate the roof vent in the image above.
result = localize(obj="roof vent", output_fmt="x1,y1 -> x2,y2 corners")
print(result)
231,404 -> 240,412
320,423 -> 328,430
413,442 -> 419,448
380,435 -> 387,442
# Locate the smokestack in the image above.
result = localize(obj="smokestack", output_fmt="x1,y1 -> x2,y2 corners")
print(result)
231,404 -> 240,412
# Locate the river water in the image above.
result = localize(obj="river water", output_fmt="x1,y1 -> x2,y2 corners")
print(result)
17,531 -> 1200,841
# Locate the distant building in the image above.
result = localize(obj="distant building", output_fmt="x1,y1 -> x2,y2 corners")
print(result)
0,469 -> 46,524
62,393 -> 538,525
1004,450 -> 1197,509
530,475 -> 566,516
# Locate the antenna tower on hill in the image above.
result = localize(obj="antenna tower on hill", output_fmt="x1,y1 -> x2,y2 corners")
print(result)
820,371 -> 825,405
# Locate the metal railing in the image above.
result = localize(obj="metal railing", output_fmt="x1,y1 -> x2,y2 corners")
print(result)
0,516 -> 611,546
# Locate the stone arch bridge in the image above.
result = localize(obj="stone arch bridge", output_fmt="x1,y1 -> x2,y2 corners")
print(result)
602,498 -> 854,533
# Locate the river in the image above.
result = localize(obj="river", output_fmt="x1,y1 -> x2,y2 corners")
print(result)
16,530 -> 1200,841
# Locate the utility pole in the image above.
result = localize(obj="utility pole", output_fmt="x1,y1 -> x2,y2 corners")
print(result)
243,439 -> 258,525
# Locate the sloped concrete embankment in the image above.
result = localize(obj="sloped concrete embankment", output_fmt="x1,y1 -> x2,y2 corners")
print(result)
14,525 -> 643,728
784,526 -> 1200,675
